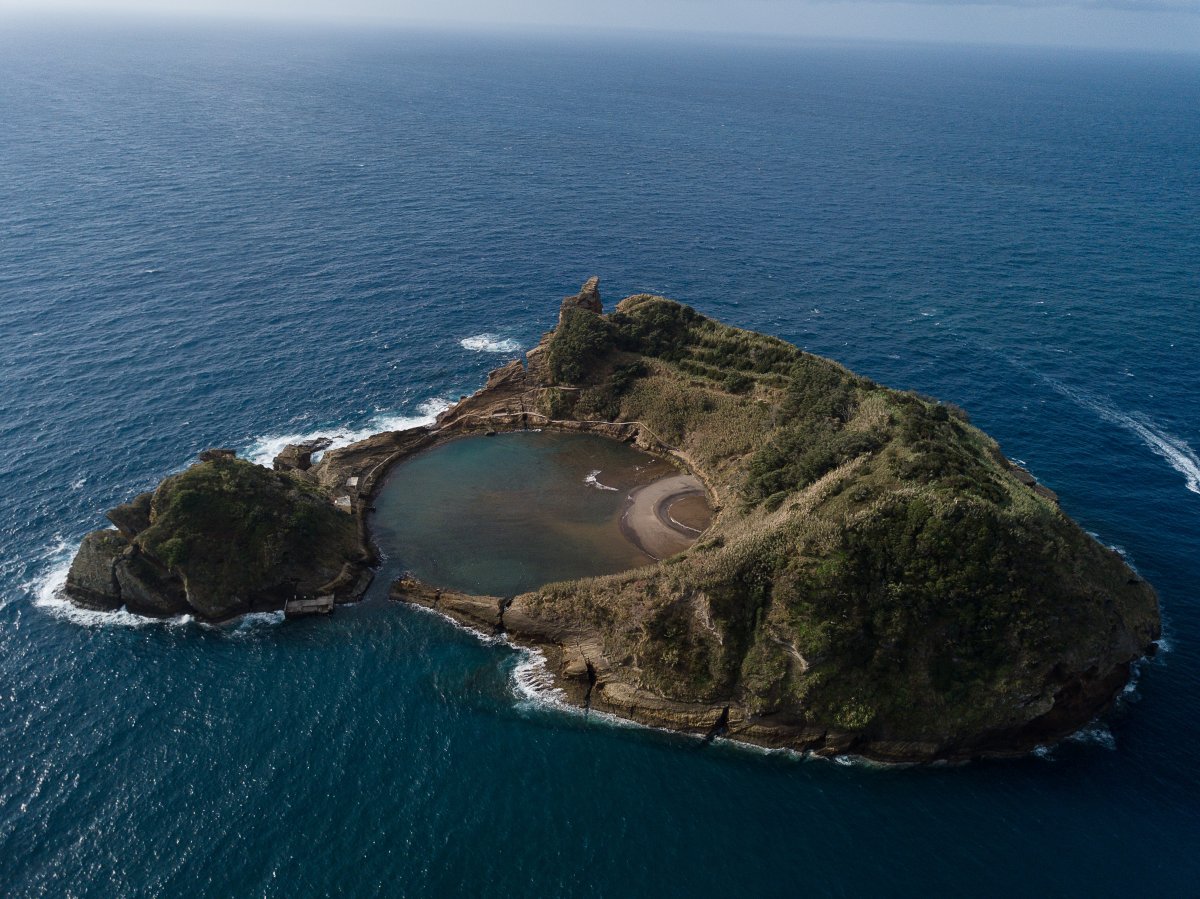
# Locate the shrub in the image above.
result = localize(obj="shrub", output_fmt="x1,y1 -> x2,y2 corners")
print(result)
610,299 -> 698,360
547,308 -> 614,383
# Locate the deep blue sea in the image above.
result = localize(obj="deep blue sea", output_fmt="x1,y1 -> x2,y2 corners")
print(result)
1,21 -> 1198,896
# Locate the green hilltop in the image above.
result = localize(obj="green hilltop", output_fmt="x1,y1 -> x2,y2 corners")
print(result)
500,288 -> 1160,759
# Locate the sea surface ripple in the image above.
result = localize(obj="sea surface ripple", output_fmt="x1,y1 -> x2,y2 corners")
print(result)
1,23 -> 1198,896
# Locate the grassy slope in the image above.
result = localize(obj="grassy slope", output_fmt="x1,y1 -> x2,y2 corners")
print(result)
524,295 -> 1159,745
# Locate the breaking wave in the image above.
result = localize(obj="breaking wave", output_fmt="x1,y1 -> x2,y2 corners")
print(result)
244,397 -> 451,468
24,538 -> 287,632
511,647 -> 569,705
25,537 -> 193,628
583,469 -> 619,491
460,334 -> 522,354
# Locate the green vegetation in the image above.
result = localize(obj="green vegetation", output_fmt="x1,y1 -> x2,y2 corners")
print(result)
523,293 -> 1159,753
136,457 -> 360,618
546,307 -> 614,383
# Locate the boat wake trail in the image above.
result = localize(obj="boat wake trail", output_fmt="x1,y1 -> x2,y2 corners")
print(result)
1048,380 -> 1200,496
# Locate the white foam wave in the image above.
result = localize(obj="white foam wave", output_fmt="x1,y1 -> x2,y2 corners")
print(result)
667,512 -> 702,535
1049,381 -> 1200,496
1067,723 -> 1117,751
508,650 -> 654,737
460,334 -> 522,354
402,601 -> 507,646
1036,722 -> 1119,760
22,536 -> 74,608
25,539 -> 195,628
244,397 -> 451,468
511,647 -> 570,705
831,753 -> 890,768
220,610 -> 286,635
39,593 -> 194,629
584,470 -> 619,491
24,538 -> 290,631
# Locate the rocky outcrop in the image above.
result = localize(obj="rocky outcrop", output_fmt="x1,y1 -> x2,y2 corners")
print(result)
114,550 -> 189,617
105,492 -> 153,539
66,529 -> 126,610
273,437 -> 333,473
65,278 -> 1161,762
311,427 -> 434,495
390,577 -> 507,633
67,454 -> 367,620
560,275 -> 602,322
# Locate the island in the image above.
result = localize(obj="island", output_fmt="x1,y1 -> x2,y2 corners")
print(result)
65,278 -> 1161,762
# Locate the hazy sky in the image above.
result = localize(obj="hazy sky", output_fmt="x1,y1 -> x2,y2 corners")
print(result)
2,0 -> 1198,53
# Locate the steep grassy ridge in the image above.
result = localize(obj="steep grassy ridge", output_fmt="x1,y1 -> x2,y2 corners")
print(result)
514,293 -> 1158,757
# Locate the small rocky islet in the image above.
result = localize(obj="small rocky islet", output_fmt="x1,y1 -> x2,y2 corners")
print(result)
65,278 -> 1160,762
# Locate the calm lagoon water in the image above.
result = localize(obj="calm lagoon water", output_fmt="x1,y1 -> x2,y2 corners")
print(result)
0,22 -> 1198,897
373,431 -> 666,595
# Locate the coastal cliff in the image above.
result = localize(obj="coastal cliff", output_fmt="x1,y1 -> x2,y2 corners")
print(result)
398,279 -> 1161,761
67,450 -> 367,619
65,278 -> 1160,761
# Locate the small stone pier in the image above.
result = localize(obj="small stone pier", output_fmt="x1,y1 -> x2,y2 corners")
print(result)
284,594 -> 335,618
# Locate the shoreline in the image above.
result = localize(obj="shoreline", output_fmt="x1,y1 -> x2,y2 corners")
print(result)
619,473 -> 710,561
59,281 -> 1159,765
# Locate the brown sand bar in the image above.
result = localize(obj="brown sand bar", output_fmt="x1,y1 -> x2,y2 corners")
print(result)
620,473 -> 711,560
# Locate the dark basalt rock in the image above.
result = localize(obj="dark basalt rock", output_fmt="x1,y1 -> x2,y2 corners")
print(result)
105,491 -> 153,539
65,530 -> 126,610
273,437 -> 334,473
114,551 -> 189,617
67,455 -> 365,621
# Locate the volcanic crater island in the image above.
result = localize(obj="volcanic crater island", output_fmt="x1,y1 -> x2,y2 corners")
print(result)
66,279 -> 1161,763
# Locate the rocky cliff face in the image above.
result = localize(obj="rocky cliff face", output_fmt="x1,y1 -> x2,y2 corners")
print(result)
63,278 -> 1160,761
398,279 -> 1161,762
66,454 -> 365,620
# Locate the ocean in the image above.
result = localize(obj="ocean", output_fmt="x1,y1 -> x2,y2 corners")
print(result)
1,21 -> 1197,896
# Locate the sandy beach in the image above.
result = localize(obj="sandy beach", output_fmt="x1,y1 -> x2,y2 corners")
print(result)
620,473 -> 711,560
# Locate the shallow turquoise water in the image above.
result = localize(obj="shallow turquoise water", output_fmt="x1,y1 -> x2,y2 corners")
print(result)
0,23 -> 1197,896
